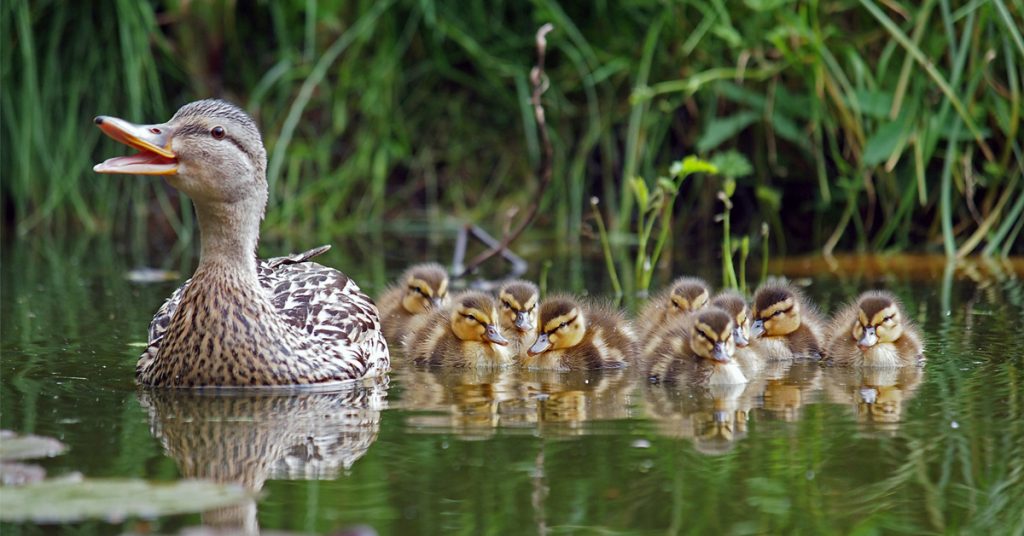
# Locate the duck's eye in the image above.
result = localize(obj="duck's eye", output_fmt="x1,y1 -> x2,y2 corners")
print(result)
211,126 -> 226,139
502,300 -> 514,310
883,315 -> 895,323
772,310 -> 785,317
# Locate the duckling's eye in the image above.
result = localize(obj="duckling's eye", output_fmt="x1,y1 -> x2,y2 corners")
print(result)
210,126 -> 226,139
772,310 -> 785,317
883,315 -> 895,323
461,313 -> 479,323
502,300 -> 514,310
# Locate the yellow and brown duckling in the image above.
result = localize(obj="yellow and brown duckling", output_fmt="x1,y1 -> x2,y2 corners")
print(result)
522,295 -> 637,370
377,263 -> 450,345
94,99 -> 388,387
637,277 -> 712,340
646,307 -> 748,386
710,291 -> 761,376
403,291 -> 513,368
749,283 -> 826,360
825,291 -> 924,367
496,280 -> 540,359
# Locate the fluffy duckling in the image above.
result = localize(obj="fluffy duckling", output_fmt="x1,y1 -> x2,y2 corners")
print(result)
522,295 -> 637,370
710,291 -> 762,376
404,291 -> 512,368
646,307 -> 748,386
377,263 -> 450,345
496,280 -> 540,359
750,283 -> 825,360
637,276 -> 712,341
825,291 -> 924,367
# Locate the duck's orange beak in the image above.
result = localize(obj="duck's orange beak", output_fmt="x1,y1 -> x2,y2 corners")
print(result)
93,115 -> 178,175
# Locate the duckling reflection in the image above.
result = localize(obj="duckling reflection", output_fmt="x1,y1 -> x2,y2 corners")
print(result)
504,370 -> 636,435
396,368 -> 517,440
823,366 -> 923,434
755,361 -> 823,422
138,378 -> 385,534
644,382 -> 758,455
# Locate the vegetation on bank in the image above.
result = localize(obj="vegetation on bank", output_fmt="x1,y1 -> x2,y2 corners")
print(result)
3,0 -> 1022,262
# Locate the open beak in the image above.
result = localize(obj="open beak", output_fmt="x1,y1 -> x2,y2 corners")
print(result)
711,342 -> 731,363
858,327 -> 878,351
528,333 -> 551,356
734,327 -> 749,347
484,324 -> 509,346
514,311 -> 533,332
93,115 -> 178,175
751,320 -> 765,338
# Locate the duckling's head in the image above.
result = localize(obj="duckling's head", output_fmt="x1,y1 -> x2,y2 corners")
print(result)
497,280 -> 539,333
667,277 -> 711,314
450,292 -> 508,346
528,297 -> 587,356
95,99 -> 268,209
852,291 -> 904,350
689,308 -> 736,363
751,285 -> 802,338
711,291 -> 751,348
401,263 -> 450,314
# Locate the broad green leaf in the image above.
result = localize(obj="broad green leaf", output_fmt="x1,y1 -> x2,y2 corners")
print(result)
697,111 -> 760,153
711,150 -> 754,180
863,120 -> 908,166
673,155 -> 719,179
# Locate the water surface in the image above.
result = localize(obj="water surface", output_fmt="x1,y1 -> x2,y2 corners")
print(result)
2,238 -> 1022,534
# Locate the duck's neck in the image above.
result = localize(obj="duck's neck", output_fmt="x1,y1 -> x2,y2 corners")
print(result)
193,198 -> 263,283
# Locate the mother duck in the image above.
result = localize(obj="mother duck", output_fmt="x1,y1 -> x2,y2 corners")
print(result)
94,99 -> 389,387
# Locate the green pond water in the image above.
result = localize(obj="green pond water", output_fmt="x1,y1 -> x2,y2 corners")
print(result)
2,237 -> 1023,535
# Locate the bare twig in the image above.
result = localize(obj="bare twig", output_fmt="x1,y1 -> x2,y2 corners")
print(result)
459,23 -> 556,276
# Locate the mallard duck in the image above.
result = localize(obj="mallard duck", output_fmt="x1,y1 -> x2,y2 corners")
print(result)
709,290 -> 762,375
749,283 -> 825,360
825,291 -> 924,367
377,263 -> 450,345
403,291 -> 513,368
496,279 -> 540,359
637,276 -> 711,341
646,307 -> 748,386
94,99 -> 388,387
523,295 -> 637,370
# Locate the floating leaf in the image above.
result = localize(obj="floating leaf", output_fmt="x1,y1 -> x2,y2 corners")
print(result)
0,478 -> 253,523
0,431 -> 66,462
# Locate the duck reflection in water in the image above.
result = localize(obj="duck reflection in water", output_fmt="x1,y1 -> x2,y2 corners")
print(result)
754,361 -> 823,422
397,368 -> 518,440
645,382 -> 758,455
824,366 -> 923,435
138,378 -> 387,535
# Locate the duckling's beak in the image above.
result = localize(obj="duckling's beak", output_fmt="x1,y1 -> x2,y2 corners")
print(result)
858,327 -> 878,350
528,333 -> 551,356
734,327 -> 749,347
514,311 -> 533,332
93,116 -> 178,175
484,324 -> 509,346
430,296 -> 444,309
711,342 -> 731,363
751,320 -> 766,338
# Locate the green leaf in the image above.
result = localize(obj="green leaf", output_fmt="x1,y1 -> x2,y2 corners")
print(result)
711,150 -> 754,180
697,111 -> 760,153
863,120 -> 908,166
630,177 -> 649,213
673,155 -> 719,180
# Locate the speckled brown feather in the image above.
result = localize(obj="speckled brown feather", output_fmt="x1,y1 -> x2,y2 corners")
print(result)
826,291 -> 924,367
522,296 -> 638,370
139,246 -> 389,387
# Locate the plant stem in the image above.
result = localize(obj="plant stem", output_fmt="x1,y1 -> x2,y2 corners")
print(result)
590,198 -> 622,297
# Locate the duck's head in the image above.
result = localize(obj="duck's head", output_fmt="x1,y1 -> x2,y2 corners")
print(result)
450,292 -> 508,346
852,291 -> 904,350
751,285 -> 802,338
400,263 -> 450,314
497,280 -> 539,334
528,297 -> 586,356
689,308 -> 736,363
711,291 -> 751,348
667,277 -> 710,314
94,99 -> 268,210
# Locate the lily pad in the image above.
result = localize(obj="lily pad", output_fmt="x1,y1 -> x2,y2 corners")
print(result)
0,430 -> 67,461
0,478 -> 253,523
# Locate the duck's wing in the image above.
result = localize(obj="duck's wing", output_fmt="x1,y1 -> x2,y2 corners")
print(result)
147,279 -> 190,346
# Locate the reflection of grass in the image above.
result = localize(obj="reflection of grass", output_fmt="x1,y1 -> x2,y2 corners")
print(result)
5,1 -> 1022,260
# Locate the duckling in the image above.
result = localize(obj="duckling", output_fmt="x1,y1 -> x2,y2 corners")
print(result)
377,263 -> 450,345
93,99 -> 388,387
825,291 -> 924,367
637,277 -> 712,341
522,295 -> 637,370
750,283 -> 825,360
646,307 -> 748,386
710,291 -> 762,376
496,280 -> 540,359
404,291 -> 512,368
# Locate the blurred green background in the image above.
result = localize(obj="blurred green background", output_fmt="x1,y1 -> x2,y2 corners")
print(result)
3,0 -> 1022,259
